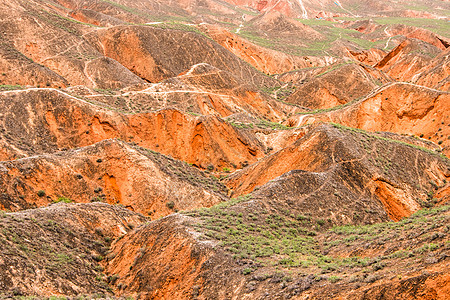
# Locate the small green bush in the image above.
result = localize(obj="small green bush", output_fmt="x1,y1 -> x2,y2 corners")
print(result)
242,268 -> 253,275
166,201 -> 175,210
328,275 -> 341,283
56,197 -> 72,203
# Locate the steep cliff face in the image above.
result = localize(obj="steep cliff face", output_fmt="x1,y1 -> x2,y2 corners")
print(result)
0,89 -> 264,168
1,0 -> 449,299
0,139 -> 227,217
287,83 -> 450,156
86,25 -> 277,87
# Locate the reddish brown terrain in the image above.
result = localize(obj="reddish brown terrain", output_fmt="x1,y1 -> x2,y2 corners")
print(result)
0,0 -> 449,299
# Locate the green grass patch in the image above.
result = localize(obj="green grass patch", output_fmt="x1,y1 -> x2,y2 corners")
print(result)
0,85 -> 25,91
297,96 -> 363,115
373,17 -> 450,38
145,21 -> 211,40
238,30 -> 277,50
55,197 -> 72,204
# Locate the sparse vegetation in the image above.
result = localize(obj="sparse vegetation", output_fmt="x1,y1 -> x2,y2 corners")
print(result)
184,199 -> 449,283
145,21 -> 213,40
297,96 -> 363,115
1,0 -> 449,298
55,197 -> 72,203
330,123 -> 449,161
0,84 -> 25,91
166,201 -> 175,210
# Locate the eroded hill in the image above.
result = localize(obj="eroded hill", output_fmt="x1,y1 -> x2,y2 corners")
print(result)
0,0 -> 449,299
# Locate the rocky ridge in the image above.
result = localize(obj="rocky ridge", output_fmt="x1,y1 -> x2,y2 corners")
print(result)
0,0 -> 449,299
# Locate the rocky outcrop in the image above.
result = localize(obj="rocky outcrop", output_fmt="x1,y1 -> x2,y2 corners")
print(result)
0,202 -> 147,297
0,139 -> 227,216
0,0 -> 149,89
287,83 -> 450,155
226,124 -> 449,220
102,127 -> 450,297
60,63 -> 295,122
86,25 -> 277,87
374,39 -> 442,82
1,1 -> 450,299
414,47 -> 450,92
345,48 -> 387,65
285,63 -> 383,109
0,88 -> 264,168
0,42 -> 68,88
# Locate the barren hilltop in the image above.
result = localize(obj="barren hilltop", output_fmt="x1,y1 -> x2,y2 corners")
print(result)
0,0 -> 449,299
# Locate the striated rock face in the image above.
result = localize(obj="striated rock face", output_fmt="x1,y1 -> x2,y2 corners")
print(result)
0,0 -> 150,89
105,214 -> 224,299
285,63 -> 385,109
414,47 -> 450,92
384,25 -> 450,51
86,25 -> 277,87
83,57 -> 146,89
1,0 -> 450,299
0,42 -> 69,88
59,63 -> 295,122
0,139 -> 227,217
0,88 -> 264,168
101,122 -> 450,298
0,0 -> 279,90
159,63 -> 291,120
374,39 -> 442,82
345,48 -> 387,65
346,20 -> 450,50
287,83 -> 450,156
226,124 -> 450,220
105,208 -> 450,299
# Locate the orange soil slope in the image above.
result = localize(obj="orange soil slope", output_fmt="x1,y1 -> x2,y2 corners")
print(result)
0,139 -> 227,217
0,89 -> 264,169
226,124 -> 450,220
287,83 -> 450,156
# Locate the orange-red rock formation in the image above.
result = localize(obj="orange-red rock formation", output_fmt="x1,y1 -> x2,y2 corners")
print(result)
285,63 -> 386,109
0,89 -> 264,169
199,24 -> 333,75
86,25 -> 277,87
287,83 -> 450,155
226,124 -> 449,222
0,139 -> 227,217
374,39 -> 442,82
